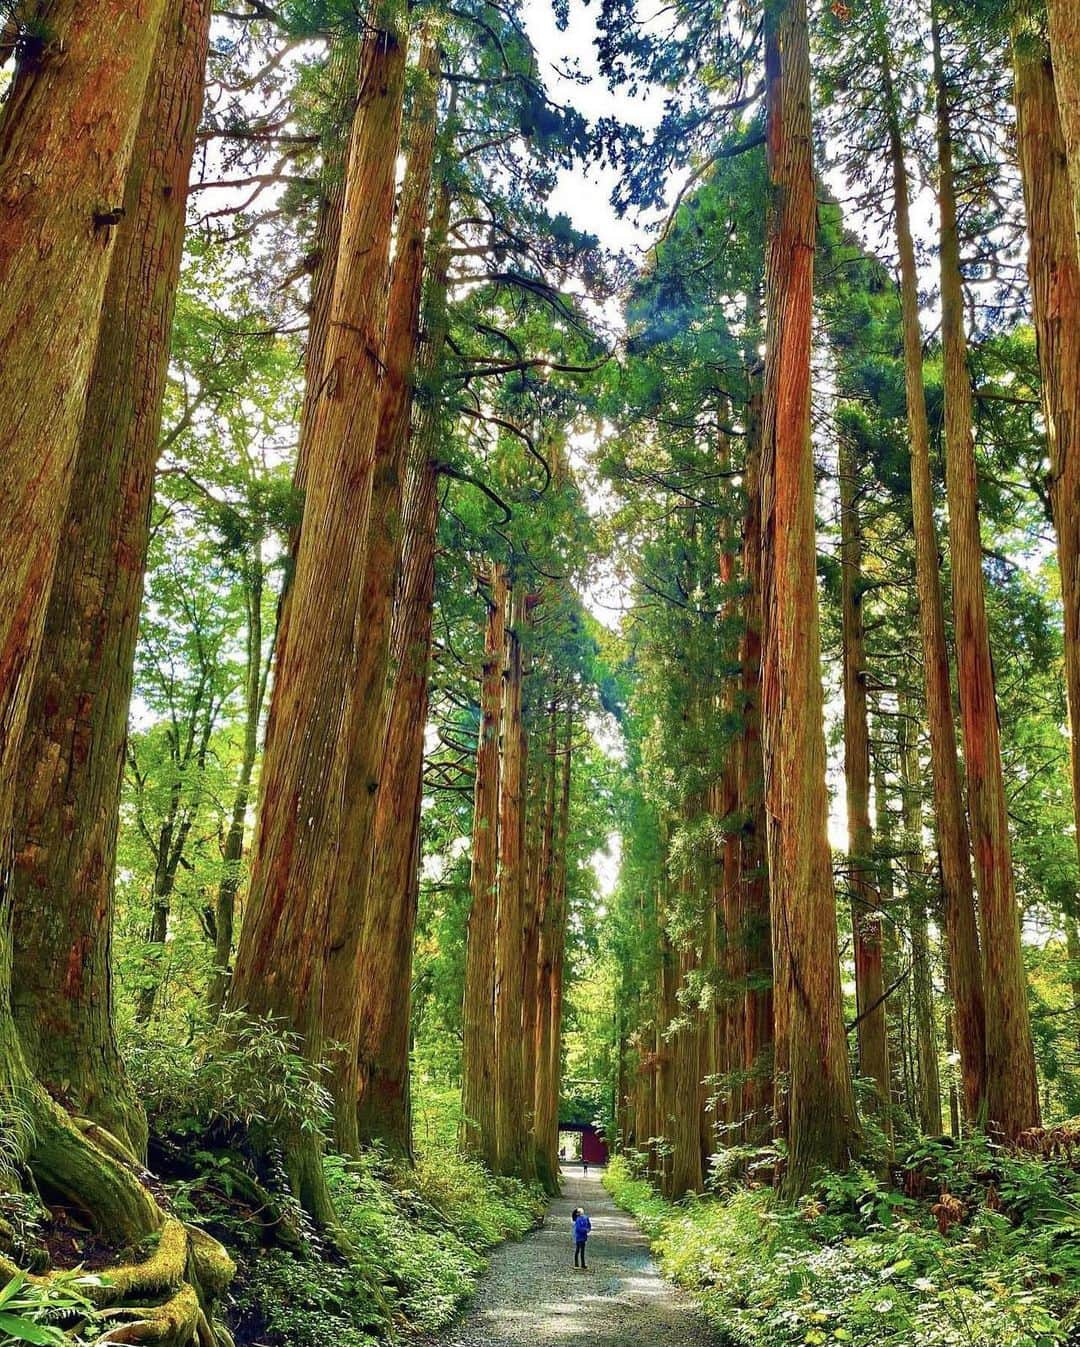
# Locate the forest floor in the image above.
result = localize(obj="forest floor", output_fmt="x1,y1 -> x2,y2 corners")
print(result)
419,1166 -> 716,1347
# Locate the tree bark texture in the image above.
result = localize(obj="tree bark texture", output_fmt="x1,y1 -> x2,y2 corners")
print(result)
227,16 -> 407,1219
323,37 -> 439,1151
933,3 -> 1040,1139
493,586 -> 535,1180
759,0 -> 859,1194
462,566 -> 508,1165
874,3 -> 987,1121
898,696 -> 943,1134
1013,21 -> 1080,876
1046,0 -> 1080,258
838,436 -> 891,1131
356,454 -> 440,1158
8,0 -> 210,1158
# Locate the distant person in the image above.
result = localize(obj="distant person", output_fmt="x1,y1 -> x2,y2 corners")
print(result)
582,1156 -> 589,1175
572,1206 -> 592,1269
559,1146 -> 566,1160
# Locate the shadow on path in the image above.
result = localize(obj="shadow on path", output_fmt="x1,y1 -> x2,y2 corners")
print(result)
422,1166 -> 716,1346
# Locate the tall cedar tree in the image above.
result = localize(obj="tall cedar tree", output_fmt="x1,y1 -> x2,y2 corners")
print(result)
758,0 -> 860,1193
10,0 -> 212,1161
931,0 -> 1039,1138
227,12 -> 408,1210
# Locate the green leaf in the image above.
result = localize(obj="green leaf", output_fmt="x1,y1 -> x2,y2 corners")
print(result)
0,1311 -> 68,1345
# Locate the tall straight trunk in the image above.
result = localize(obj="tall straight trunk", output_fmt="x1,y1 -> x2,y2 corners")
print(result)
716,442 -> 744,1142
532,706 -> 560,1193
1014,22 -> 1080,872
872,0 -> 985,1119
655,916 -> 677,1186
759,0 -> 859,1194
0,0 -> 182,1247
520,744 -> 545,1153
839,436 -> 891,1131
739,363 -> 774,1142
547,713 -> 573,1167
1065,914 -> 1080,1060
932,5 -> 1040,1139
228,15 -> 407,1222
1046,0 -> 1080,257
209,549 -> 268,1017
0,0 -> 163,881
899,696 -> 943,1134
873,746 -> 910,1119
323,38 -> 439,1152
8,0 -> 209,1158
666,935 -> 704,1197
356,454 -> 440,1157
462,566 -> 508,1165
494,586 -> 535,1180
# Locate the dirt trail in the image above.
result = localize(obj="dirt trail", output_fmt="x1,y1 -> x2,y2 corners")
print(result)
423,1166 -> 716,1347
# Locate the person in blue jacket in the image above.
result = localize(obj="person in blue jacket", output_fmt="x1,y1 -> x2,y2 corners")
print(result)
572,1207 -> 592,1269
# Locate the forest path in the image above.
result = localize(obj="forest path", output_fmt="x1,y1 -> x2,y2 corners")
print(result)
422,1167 -> 716,1346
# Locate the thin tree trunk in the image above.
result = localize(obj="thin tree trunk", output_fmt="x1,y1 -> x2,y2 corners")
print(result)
872,1 -> 987,1121
532,705 -> 560,1192
9,0 -> 209,1158
208,549 -> 268,1017
545,712 -> 573,1178
494,586 -> 535,1180
739,362 -> 774,1144
899,695 -> 943,1134
1013,21 -> 1080,875
839,436 -> 891,1133
759,0 -> 859,1195
462,566 -> 508,1165
932,3 -> 1040,1139
228,14 -> 408,1224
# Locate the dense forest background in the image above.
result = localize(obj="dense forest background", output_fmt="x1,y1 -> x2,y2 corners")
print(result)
2,0 -> 1080,1343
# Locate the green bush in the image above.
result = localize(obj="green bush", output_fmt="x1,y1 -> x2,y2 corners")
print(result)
605,1149 -> 1080,1347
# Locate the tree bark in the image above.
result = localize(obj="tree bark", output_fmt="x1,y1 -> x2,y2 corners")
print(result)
462,566 -> 508,1165
1013,20 -> 1080,876
872,1 -> 987,1121
0,3 -> 239,1309
932,2 -> 1040,1139
839,436 -> 891,1133
8,0 -> 209,1157
527,705 -> 554,1190
356,453 -> 440,1158
738,364 -> 774,1144
208,548 -> 269,1017
322,36 -> 439,1152
759,0 -> 859,1195
227,14 -> 407,1221
898,695 -> 943,1134
1046,0 -> 1080,258
493,586 -> 535,1180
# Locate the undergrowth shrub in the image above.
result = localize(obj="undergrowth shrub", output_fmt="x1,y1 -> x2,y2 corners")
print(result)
125,1022 -> 543,1346
605,1146 -> 1080,1347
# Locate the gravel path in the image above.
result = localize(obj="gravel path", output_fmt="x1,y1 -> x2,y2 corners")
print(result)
422,1166 -> 717,1346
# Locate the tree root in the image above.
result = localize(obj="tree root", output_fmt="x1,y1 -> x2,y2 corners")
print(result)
0,1081 -> 236,1347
